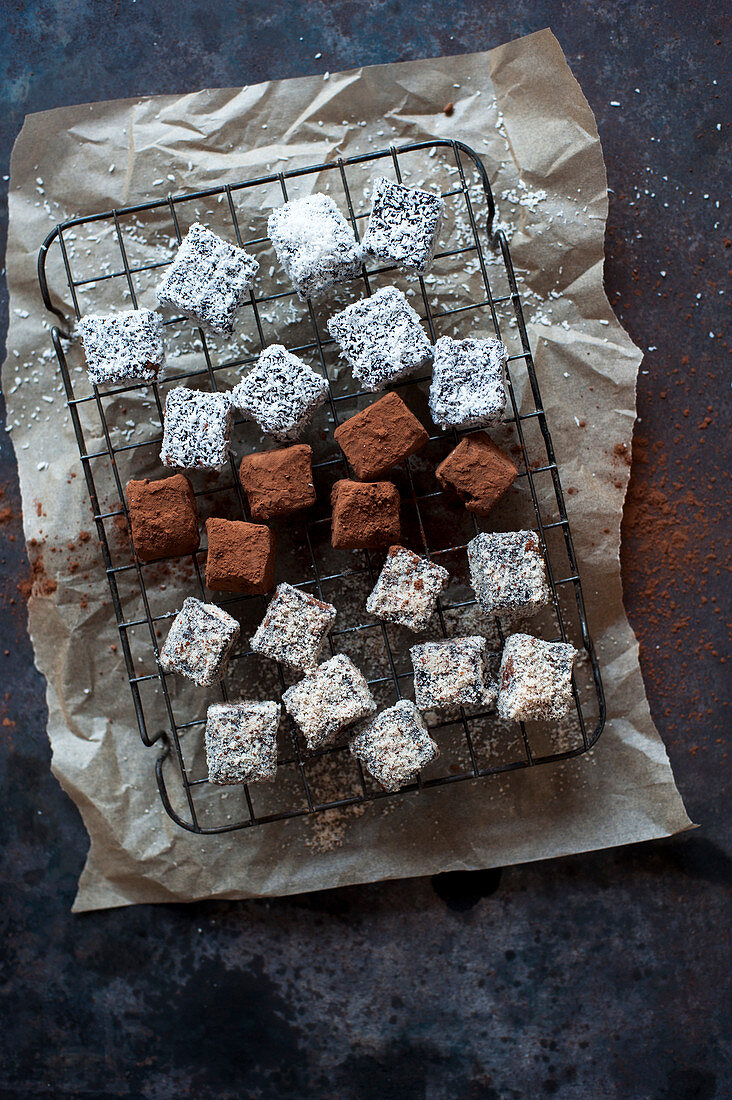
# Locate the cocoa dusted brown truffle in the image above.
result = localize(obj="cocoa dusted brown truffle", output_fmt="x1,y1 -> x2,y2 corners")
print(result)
205,517 -> 275,594
436,431 -> 518,516
330,480 -> 400,549
334,392 -> 429,480
126,474 -> 199,562
239,444 -> 317,522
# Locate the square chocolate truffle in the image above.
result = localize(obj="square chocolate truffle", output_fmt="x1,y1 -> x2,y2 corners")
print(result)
231,345 -> 328,442
267,193 -> 362,301
334,392 -> 429,480
239,444 -> 316,522
328,286 -> 433,392
410,635 -> 496,711
497,633 -> 577,721
349,700 -> 438,791
362,177 -> 445,275
250,582 -> 336,672
160,386 -> 232,470
156,223 -> 259,336
205,701 -> 280,784
205,518 -> 275,594
330,480 -> 401,550
366,545 -> 449,632
282,653 -> 376,750
436,432 -> 518,516
159,596 -> 240,687
126,474 -> 199,562
429,336 -> 507,429
79,309 -> 165,386
467,531 -> 551,618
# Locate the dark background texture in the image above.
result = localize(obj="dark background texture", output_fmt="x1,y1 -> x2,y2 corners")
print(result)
0,3 -> 729,1098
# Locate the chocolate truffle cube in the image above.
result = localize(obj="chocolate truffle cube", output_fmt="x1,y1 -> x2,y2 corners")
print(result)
205,701 -> 280,784
79,308 -> 165,386
160,386 -> 232,470
328,286 -> 433,392
159,596 -> 240,687
231,345 -> 328,443
497,633 -> 577,721
239,444 -> 316,522
205,518 -> 275,594
362,177 -> 445,275
250,582 -> 337,672
156,223 -> 259,336
126,474 -> 199,562
334,392 -> 429,480
410,635 -> 496,711
330,480 -> 400,550
429,336 -> 507,429
467,531 -> 550,618
282,653 -> 376,750
366,545 -> 449,632
436,432 -> 518,516
267,193 -> 362,301
349,700 -> 438,791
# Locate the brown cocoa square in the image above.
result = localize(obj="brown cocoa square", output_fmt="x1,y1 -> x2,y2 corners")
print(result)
239,444 -> 316,521
330,480 -> 400,549
435,431 -> 518,515
126,474 -> 199,562
205,518 -> 276,594
334,392 -> 429,480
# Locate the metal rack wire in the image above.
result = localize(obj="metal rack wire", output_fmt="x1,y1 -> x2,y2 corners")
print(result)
38,138 -> 605,834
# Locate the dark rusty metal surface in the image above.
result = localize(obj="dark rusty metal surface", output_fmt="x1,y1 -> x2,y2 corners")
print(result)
0,3 -> 729,1097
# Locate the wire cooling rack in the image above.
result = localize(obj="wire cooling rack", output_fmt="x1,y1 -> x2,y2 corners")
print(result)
38,139 -> 605,834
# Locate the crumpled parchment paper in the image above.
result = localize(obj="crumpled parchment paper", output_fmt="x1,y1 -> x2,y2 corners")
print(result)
3,29 -> 691,912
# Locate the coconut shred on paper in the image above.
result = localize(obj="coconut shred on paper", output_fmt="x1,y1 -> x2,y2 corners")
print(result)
3,29 -> 691,911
